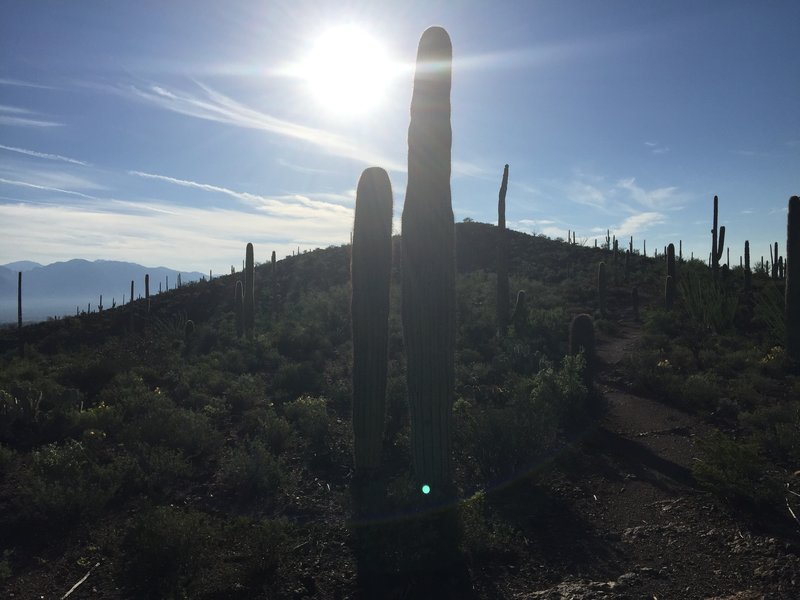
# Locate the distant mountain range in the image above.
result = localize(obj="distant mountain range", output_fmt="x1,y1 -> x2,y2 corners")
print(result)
0,260 -> 205,324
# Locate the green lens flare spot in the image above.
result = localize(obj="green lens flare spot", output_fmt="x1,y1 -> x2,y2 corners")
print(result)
421,484 -> 431,495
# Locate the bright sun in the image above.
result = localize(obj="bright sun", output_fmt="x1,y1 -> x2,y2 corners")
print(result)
298,25 -> 393,116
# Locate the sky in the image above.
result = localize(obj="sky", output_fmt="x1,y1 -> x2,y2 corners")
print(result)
1,0 -> 798,272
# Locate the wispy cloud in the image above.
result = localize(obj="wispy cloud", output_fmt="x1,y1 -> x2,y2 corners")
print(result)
566,179 -> 609,210
644,141 -> 669,154
0,144 -> 89,166
124,82 -> 406,172
0,177 -> 99,200
0,199 -> 351,271
0,78 -> 55,90
0,104 -> 62,127
614,211 -> 666,237
616,177 -> 682,210
128,170 -> 353,220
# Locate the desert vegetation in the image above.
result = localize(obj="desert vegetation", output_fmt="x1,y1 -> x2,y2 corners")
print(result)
1,25 -> 799,600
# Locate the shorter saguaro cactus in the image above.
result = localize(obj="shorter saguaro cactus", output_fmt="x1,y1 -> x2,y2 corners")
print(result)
632,287 -> 639,320
244,243 -> 255,339
744,240 -> 751,292
787,196 -> 800,365
351,167 -> 393,473
569,313 -> 595,389
665,243 -> 676,309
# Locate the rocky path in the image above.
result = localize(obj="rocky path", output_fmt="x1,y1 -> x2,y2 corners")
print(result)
511,318 -> 800,599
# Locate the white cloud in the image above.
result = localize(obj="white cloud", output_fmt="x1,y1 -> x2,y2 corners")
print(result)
616,177 -> 682,210
125,82 -> 406,172
0,199 -> 352,272
614,212 -> 666,236
0,144 -> 89,166
0,78 -> 55,89
128,170 -> 352,219
566,179 -> 608,209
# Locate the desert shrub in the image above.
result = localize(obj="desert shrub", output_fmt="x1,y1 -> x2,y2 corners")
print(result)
217,438 -> 289,499
283,395 -> 328,448
753,283 -> 786,347
20,439 -> 131,522
459,490 -> 519,561
272,361 -> 323,400
121,403 -> 221,459
740,401 -> 800,464
680,373 -> 723,411
692,431 -> 782,506
239,408 -> 293,454
128,444 -> 193,493
224,373 -> 266,414
621,348 -> 682,401
679,270 -> 738,334
121,506 -> 214,598
454,357 -> 586,481
0,444 -> 14,477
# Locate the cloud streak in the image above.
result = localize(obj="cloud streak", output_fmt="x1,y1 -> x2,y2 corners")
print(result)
126,82 -> 406,172
128,170 -> 352,219
0,144 -> 89,166
0,104 -> 62,127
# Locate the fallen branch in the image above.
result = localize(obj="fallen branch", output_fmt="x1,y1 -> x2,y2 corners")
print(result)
60,561 -> 100,600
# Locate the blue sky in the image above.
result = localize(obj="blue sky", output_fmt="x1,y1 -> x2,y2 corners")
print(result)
1,0 -> 798,272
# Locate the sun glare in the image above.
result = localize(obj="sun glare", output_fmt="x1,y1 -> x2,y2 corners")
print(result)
298,25 -> 393,117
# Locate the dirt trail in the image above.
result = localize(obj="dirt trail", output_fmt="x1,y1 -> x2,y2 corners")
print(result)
512,317 -> 800,599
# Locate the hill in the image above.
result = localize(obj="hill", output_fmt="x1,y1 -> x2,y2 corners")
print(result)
0,222 -> 798,598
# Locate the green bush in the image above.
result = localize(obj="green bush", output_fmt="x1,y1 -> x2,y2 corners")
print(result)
217,438 -> 289,499
283,395 -> 328,448
692,431 -> 782,506
20,439 -> 130,522
121,506 -> 214,598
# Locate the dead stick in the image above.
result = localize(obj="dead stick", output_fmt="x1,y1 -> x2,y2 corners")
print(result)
60,561 -> 100,600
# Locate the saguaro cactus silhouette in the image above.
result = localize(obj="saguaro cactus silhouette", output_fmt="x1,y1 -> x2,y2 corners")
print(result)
144,274 -> 150,313
665,243 -> 676,309
496,164 -> 510,336
711,195 -> 726,277
351,167 -> 393,473
787,196 -> 800,364
244,243 -> 255,339
401,26 -> 455,492
744,240 -> 751,293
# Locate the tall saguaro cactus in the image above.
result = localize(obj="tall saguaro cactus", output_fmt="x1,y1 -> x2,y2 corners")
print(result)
665,243 -> 676,309
144,274 -> 150,313
711,195 -> 726,277
744,240 -> 751,293
351,167 -> 393,473
401,26 -> 455,492
496,164 -> 510,336
787,196 -> 800,365
244,243 -> 255,339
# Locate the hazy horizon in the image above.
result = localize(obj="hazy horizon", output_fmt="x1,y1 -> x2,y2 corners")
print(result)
1,0 -> 798,272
